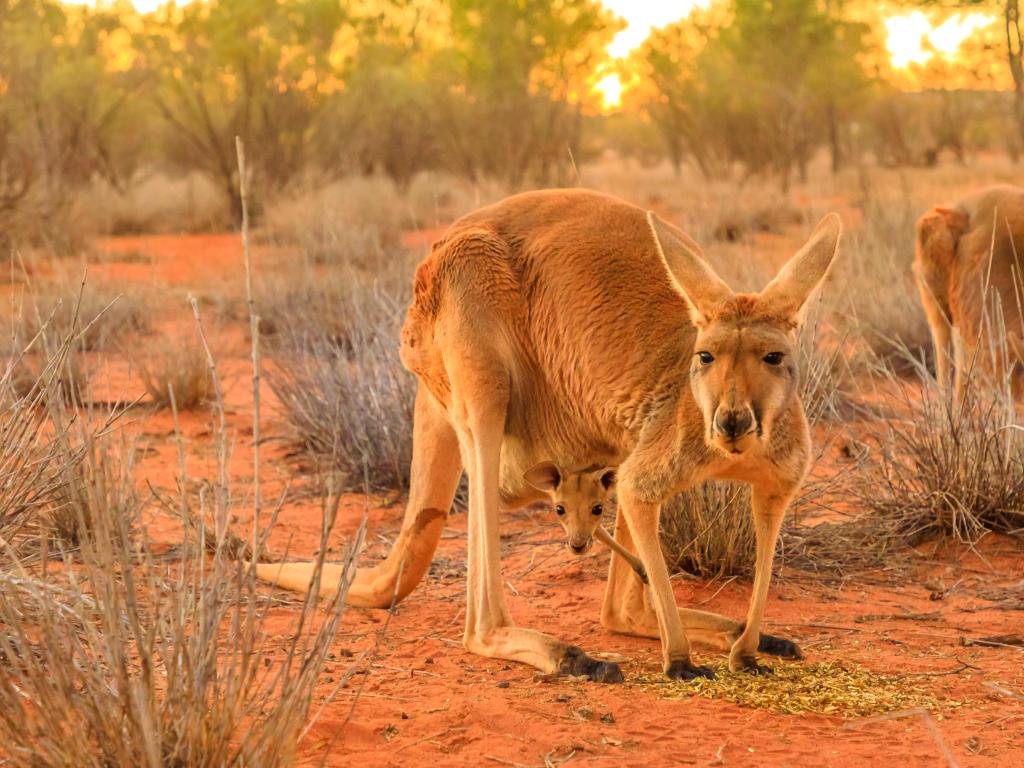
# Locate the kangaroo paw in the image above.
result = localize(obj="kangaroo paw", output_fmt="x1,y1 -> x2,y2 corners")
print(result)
666,659 -> 716,681
559,646 -> 624,684
757,633 -> 803,659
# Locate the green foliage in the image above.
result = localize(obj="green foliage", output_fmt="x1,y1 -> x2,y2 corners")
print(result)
0,0 -> 145,245
642,0 -> 874,186
133,0 -> 348,221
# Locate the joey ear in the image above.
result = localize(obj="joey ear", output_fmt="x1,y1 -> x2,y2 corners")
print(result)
758,213 -> 842,323
597,468 -> 616,491
524,461 -> 562,492
646,211 -> 733,326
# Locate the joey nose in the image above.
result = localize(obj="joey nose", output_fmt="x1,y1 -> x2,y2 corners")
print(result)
715,408 -> 753,439
568,539 -> 591,555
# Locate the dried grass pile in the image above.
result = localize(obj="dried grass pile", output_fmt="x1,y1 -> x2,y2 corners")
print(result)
634,661 -> 965,717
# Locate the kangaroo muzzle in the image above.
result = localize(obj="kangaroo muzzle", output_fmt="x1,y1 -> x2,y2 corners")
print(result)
713,407 -> 755,440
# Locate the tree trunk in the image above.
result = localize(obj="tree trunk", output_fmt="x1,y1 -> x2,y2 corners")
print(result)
827,102 -> 842,174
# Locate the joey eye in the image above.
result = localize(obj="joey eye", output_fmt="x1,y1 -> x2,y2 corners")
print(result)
591,504 -> 603,517
555,505 -> 566,516
697,351 -> 714,366
763,352 -> 784,366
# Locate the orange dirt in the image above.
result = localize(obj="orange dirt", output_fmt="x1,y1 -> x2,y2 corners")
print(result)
76,230 -> 1024,767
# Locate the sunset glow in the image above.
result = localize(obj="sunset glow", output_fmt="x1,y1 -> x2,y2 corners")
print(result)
593,0 -> 712,110
885,10 -> 996,69
593,73 -> 624,110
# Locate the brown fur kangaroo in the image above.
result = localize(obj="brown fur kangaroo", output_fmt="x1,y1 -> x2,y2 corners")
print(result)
255,189 -> 839,682
523,461 -> 648,583
914,184 -> 1024,401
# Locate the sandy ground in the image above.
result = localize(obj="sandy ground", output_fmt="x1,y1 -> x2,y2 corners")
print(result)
77,229 -> 1024,767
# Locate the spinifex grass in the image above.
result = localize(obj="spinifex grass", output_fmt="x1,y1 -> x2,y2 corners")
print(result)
632,661 -> 966,717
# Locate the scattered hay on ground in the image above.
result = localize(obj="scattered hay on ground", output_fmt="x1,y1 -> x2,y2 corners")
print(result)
632,661 -> 967,718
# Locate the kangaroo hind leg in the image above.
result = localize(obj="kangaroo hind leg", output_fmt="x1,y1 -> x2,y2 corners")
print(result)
449,337 -> 622,683
255,386 -> 462,605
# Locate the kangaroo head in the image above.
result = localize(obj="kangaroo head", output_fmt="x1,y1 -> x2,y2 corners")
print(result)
648,211 -> 842,457
523,462 -> 616,555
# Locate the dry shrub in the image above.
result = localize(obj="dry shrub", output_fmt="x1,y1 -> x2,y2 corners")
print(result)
266,275 -> 416,491
711,199 -> 803,243
11,275 -> 153,353
45,428 -> 139,550
860,355 -> 1024,544
661,482 -> 755,578
0,464 -> 354,766
0,342 -> 84,561
137,336 -> 212,410
263,176 -> 413,268
785,333 -> 1024,577
77,171 -> 231,235
0,351 -> 355,767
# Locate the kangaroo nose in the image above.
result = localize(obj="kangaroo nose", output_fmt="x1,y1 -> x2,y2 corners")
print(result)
715,408 -> 753,439
568,539 -> 590,555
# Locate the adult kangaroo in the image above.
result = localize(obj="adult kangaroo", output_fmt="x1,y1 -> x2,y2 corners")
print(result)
914,184 -> 1024,401
258,189 -> 841,682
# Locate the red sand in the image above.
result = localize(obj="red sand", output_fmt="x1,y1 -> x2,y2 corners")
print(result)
84,231 -> 1024,766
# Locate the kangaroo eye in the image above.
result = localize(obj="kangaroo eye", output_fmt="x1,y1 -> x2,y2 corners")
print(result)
763,352 -> 784,366
591,504 -> 603,517
555,505 -> 566,516
697,351 -> 714,365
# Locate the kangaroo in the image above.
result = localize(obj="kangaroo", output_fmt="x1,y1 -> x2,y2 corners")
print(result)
914,184 -> 1024,401
254,189 -> 837,682
523,461 -> 648,583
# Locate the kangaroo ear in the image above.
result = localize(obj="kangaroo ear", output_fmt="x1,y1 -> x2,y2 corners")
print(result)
933,206 -> 969,237
597,468 -> 616,491
647,211 -> 733,327
916,207 -> 963,270
759,213 -> 842,323
524,461 -> 562,492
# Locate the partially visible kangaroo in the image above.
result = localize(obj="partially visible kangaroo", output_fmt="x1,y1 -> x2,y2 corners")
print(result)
523,461 -> 648,584
254,189 -> 836,682
914,184 -> 1024,401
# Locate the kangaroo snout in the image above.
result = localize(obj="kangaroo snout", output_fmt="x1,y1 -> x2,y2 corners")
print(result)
567,537 -> 592,555
714,407 -> 754,440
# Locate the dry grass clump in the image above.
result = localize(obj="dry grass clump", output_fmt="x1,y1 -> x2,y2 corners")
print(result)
267,275 -> 416,491
0,352 -> 355,767
660,483 -> 755,578
45,429 -> 139,550
0,344 -> 84,561
137,336 -> 213,410
263,176 -> 413,268
634,660 -> 963,717
859,362 -> 1024,545
77,171 -> 231,235
785,334 -> 1024,576
12,276 -> 153,353
0,469 -> 354,766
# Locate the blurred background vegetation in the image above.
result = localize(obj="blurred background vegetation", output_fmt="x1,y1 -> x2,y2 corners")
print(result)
0,0 -> 1014,242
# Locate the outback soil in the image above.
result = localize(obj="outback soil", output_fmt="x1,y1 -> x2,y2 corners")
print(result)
75,229 -> 1024,767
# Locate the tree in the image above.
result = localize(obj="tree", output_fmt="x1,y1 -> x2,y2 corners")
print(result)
0,0 -> 142,242
133,0 -> 347,222
641,0 -> 873,188
431,0 -> 617,187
